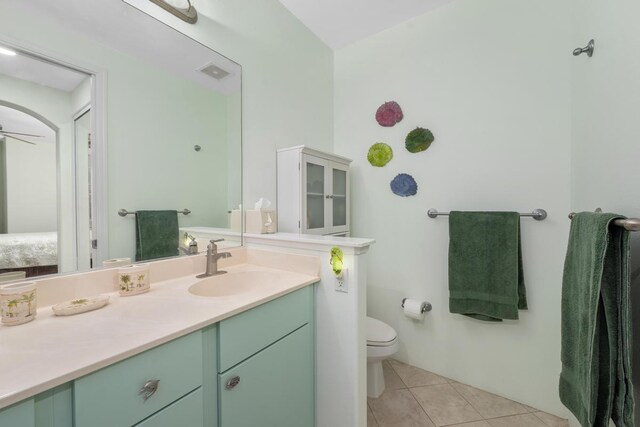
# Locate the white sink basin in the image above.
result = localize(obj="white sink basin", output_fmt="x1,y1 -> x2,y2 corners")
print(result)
188,270 -> 285,297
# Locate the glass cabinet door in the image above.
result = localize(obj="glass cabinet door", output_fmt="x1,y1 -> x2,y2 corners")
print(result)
305,160 -> 325,232
332,168 -> 347,228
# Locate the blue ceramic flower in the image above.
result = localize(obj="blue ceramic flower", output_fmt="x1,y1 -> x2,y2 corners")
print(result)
390,174 -> 418,197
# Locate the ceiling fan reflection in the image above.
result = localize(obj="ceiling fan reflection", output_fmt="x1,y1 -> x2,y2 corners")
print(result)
0,124 -> 43,145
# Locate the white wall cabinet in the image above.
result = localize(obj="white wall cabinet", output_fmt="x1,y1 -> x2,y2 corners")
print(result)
277,146 -> 351,236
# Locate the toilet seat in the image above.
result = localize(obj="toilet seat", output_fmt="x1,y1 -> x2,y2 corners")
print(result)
366,316 -> 397,347
366,316 -> 399,398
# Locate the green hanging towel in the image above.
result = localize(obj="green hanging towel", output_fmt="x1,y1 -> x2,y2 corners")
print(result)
559,212 -> 634,426
448,211 -> 527,322
135,210 -> 179,262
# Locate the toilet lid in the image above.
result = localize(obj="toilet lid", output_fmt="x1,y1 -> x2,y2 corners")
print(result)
367,317 -> 397,345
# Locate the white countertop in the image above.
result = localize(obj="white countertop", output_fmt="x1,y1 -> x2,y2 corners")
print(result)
0,262 -> 319,410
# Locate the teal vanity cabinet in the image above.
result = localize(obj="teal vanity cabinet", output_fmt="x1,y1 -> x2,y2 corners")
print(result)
0,284 -> 315,427
0,398 -> 35,426
74,332 -> 204,427
216,286 -> 315,427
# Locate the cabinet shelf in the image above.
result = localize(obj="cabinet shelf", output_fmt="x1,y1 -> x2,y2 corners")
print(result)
307,192 -> 324,197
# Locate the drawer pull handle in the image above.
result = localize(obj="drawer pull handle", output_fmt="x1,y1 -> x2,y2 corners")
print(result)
225,376 -> 241,390
139,379 -> 160,401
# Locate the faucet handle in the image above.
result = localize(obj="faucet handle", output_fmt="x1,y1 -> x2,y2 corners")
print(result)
209,239 -> 224,244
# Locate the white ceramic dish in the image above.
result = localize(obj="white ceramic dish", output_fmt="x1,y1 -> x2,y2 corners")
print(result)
52,295 -> 110,316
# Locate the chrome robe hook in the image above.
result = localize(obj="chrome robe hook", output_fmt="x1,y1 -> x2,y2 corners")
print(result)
573,39 -> 595,57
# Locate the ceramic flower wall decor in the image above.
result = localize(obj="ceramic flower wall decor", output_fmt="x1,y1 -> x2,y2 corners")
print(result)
405,127 -> 435,153
368,100 -> 437,197
390,173 -> 418,197
367,143 -> 393,167
375,101 -> 403,127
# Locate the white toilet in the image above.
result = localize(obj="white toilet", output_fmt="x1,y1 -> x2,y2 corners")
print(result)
367,316 -> 399,398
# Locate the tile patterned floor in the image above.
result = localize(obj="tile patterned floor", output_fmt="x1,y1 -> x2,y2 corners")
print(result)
367,360 -> 569,427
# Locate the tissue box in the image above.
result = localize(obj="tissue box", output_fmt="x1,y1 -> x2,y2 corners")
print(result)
230,210 -> 242,232
245,210 -> 277,234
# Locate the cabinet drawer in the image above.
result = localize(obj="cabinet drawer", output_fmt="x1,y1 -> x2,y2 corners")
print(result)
134,388 -> 203,427
218,286 -> 312,372
219,324 -> 313,427
74,332 -> 203,427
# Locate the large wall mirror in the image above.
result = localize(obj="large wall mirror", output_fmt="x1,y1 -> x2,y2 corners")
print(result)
0,0 -> 242,279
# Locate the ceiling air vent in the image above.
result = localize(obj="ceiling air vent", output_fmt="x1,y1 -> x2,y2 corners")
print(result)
199,63 -> 230,80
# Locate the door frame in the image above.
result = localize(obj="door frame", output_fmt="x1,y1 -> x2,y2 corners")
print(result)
0,35 -> 109,270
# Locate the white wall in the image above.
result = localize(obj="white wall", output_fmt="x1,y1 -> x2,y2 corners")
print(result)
0,0 -> 333,262
571,0 -> 640,425
105,57 -> 230,260
120,0 -> 335,208
5,133 -> 57,233
70,77 -> 91,115
0,76 -> 65,235
335,0 -> 573,416
0,9 -> 241,262
0,77 -> 59,234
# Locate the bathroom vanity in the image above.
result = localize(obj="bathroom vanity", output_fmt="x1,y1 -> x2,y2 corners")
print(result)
0,250 -> 318,427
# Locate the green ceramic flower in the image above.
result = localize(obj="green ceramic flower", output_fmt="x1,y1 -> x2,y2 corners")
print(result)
367,143 -> 393,167
405,127 -> 435,153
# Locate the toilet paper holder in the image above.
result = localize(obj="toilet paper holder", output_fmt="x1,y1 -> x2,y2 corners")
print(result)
401,298 -> 432,313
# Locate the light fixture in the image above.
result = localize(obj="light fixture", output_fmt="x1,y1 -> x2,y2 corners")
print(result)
148,0 -> 198,24
0,46 -> 17,56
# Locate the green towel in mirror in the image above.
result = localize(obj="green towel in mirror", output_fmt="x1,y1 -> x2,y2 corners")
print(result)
135,210 -> 179,262
448,211 -> 527,322
559,212 -> 634,426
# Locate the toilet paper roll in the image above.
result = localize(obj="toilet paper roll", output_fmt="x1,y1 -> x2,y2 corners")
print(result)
102,258 -> 131,268
403,298 -> 425,320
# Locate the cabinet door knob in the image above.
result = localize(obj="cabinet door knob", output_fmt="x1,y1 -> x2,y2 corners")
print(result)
225,375 -> 241,390
325,195 -> 334,199
139,379 -> 160,401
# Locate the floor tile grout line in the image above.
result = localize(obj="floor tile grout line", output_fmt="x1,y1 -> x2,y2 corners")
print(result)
442,381 -> 487,421
385,360 -> 563,426
384,360 -> 408,390
406,386 -> 439,427
449,382 -> 537,421
530,411 -> 554,427
481,411 -> 550,425
387,359 -> 412,389
367,402 -> 382,427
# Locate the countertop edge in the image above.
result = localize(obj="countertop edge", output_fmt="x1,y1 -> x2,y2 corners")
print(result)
0,277 -> 319,411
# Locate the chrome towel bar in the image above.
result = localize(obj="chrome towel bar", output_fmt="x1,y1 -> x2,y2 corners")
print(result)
118,209 -> 191,217
568,211 -> 640,232
427,208 -> 547,221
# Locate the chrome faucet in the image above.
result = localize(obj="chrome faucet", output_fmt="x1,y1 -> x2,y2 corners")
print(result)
196,239 -> 232,278
179,233 -> 199,256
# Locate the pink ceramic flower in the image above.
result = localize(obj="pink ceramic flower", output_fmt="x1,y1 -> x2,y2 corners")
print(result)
375,101 -> 403,127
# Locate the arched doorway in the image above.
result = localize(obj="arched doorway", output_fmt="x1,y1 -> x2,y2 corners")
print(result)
0,102 -> 59,276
